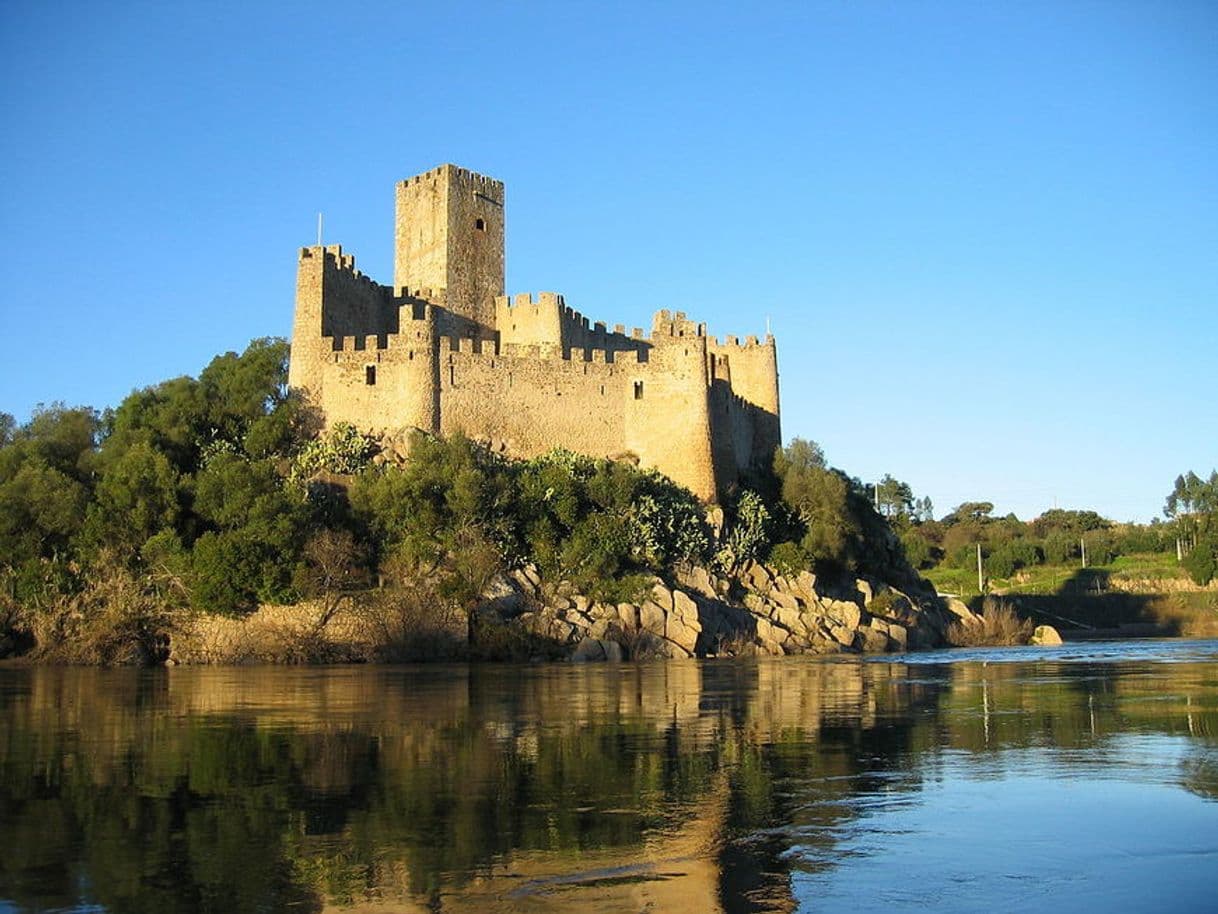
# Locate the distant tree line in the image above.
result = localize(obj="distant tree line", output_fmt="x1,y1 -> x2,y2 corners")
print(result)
868,469 -> 1218,587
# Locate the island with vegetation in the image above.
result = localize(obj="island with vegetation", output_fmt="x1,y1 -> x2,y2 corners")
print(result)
1,338 -> 1213,665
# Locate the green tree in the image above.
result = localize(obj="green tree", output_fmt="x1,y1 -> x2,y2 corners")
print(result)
83,441 -> 180,557
1182,535 -> 1217,586
943,502 -> 994,525
870,474 -> 914,521
0,461 -> 89,565
900,529 -> 935,569
1165,470 -> 1218,554
1030,509 -> 1110,538
773,440 -> 871,573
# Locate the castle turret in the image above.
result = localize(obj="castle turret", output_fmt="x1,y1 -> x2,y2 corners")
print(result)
394,164 -> 504,333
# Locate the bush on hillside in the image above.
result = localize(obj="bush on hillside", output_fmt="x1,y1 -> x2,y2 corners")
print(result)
1183,536 -> 1217,586
946,597 -> 1033,647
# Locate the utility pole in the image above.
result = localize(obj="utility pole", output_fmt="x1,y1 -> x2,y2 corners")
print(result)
1080,535 -> 1087,568
977,543 -> 984,594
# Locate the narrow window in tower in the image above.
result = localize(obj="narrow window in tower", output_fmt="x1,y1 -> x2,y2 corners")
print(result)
475,218 -> 485,231
365,365 -> 376,386
634,381 -> 644,400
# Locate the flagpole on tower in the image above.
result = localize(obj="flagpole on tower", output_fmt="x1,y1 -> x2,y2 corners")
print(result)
317,213 -> 323,247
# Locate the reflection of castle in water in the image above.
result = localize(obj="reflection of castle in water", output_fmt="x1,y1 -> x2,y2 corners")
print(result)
5,657 -> 1216,913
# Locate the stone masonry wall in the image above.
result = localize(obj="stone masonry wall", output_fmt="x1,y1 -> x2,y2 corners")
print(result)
436,332 -> 717,500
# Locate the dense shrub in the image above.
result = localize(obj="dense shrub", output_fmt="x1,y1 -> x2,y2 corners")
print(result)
767,540 -> 810,576
714,489 -> 772,573
1042,532 -> 1076,565
1183,536 -> 1217,586
1117,524 -> 1172,554
946,597 -> 1033,647
986,539 -> 1043,579
986,547 -> 1017,580
290,422 -> 379,482
900,530 -> 935,570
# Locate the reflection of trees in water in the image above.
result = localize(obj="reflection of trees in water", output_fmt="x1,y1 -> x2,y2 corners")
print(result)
0,657 -> 1214,912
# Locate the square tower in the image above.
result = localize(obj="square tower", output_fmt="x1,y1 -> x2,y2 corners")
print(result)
394,164 -> 505,332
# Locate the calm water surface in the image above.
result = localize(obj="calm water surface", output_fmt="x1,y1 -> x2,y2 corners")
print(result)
2,640 -> 1217,913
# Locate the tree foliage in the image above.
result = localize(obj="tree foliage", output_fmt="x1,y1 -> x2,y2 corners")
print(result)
770,439 -> 908,580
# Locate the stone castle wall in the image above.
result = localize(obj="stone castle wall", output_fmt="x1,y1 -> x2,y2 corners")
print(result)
289,165 -> 780,502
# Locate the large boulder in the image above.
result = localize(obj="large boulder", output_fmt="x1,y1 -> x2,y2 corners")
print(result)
571,638 -> 624,662
771,605 -> 808,635
824,599 -> 862,631
671,589 -> 699,622
854,625 -> 890,653
743,561 -> 773,594
639,601 -> 667,635
753,617 -> 787,653
649,582 -> 675,613
1030,624 -> 1063,646
944,597 -> 978,625
677,565 -> 718,599
665,616 -> 700,654
769,586 -> 801,613
856,579 -> 874,605
571,638 -> 607,662
790,569 -> 818,602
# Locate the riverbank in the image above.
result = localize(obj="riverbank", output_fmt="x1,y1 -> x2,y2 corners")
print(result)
167,561 -> 969,665
926,556 -> 1218,639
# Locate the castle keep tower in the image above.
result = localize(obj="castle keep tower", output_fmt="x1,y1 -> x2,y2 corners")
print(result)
289,164 -> 780,502
394,165 -> 504,334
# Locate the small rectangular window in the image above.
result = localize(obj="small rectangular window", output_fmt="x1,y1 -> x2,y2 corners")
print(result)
634,381 -> 644,400
365,365 -> 376,386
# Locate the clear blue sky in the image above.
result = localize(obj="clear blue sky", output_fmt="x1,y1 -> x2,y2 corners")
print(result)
1,0 -> 1214,523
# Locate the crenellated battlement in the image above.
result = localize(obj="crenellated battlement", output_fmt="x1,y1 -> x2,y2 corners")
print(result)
300,244 -> 385,290
396,287 -> 444,305
651,309 -> 707,340
439,335 -> 493,355
397,163 -> 505,191
333,334 -> 387,352
708,333 -> 775,350
496,291 -> 565,310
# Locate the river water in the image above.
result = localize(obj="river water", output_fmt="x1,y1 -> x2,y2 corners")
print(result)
1,640 -> 1216,913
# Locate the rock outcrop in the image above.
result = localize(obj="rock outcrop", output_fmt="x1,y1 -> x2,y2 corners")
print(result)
482,560 -> 955,660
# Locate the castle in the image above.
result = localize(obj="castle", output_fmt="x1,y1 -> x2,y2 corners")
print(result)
288,164 -> 780,502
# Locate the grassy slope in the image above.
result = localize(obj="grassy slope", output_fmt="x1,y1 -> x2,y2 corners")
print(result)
924,552 -> 1218,637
